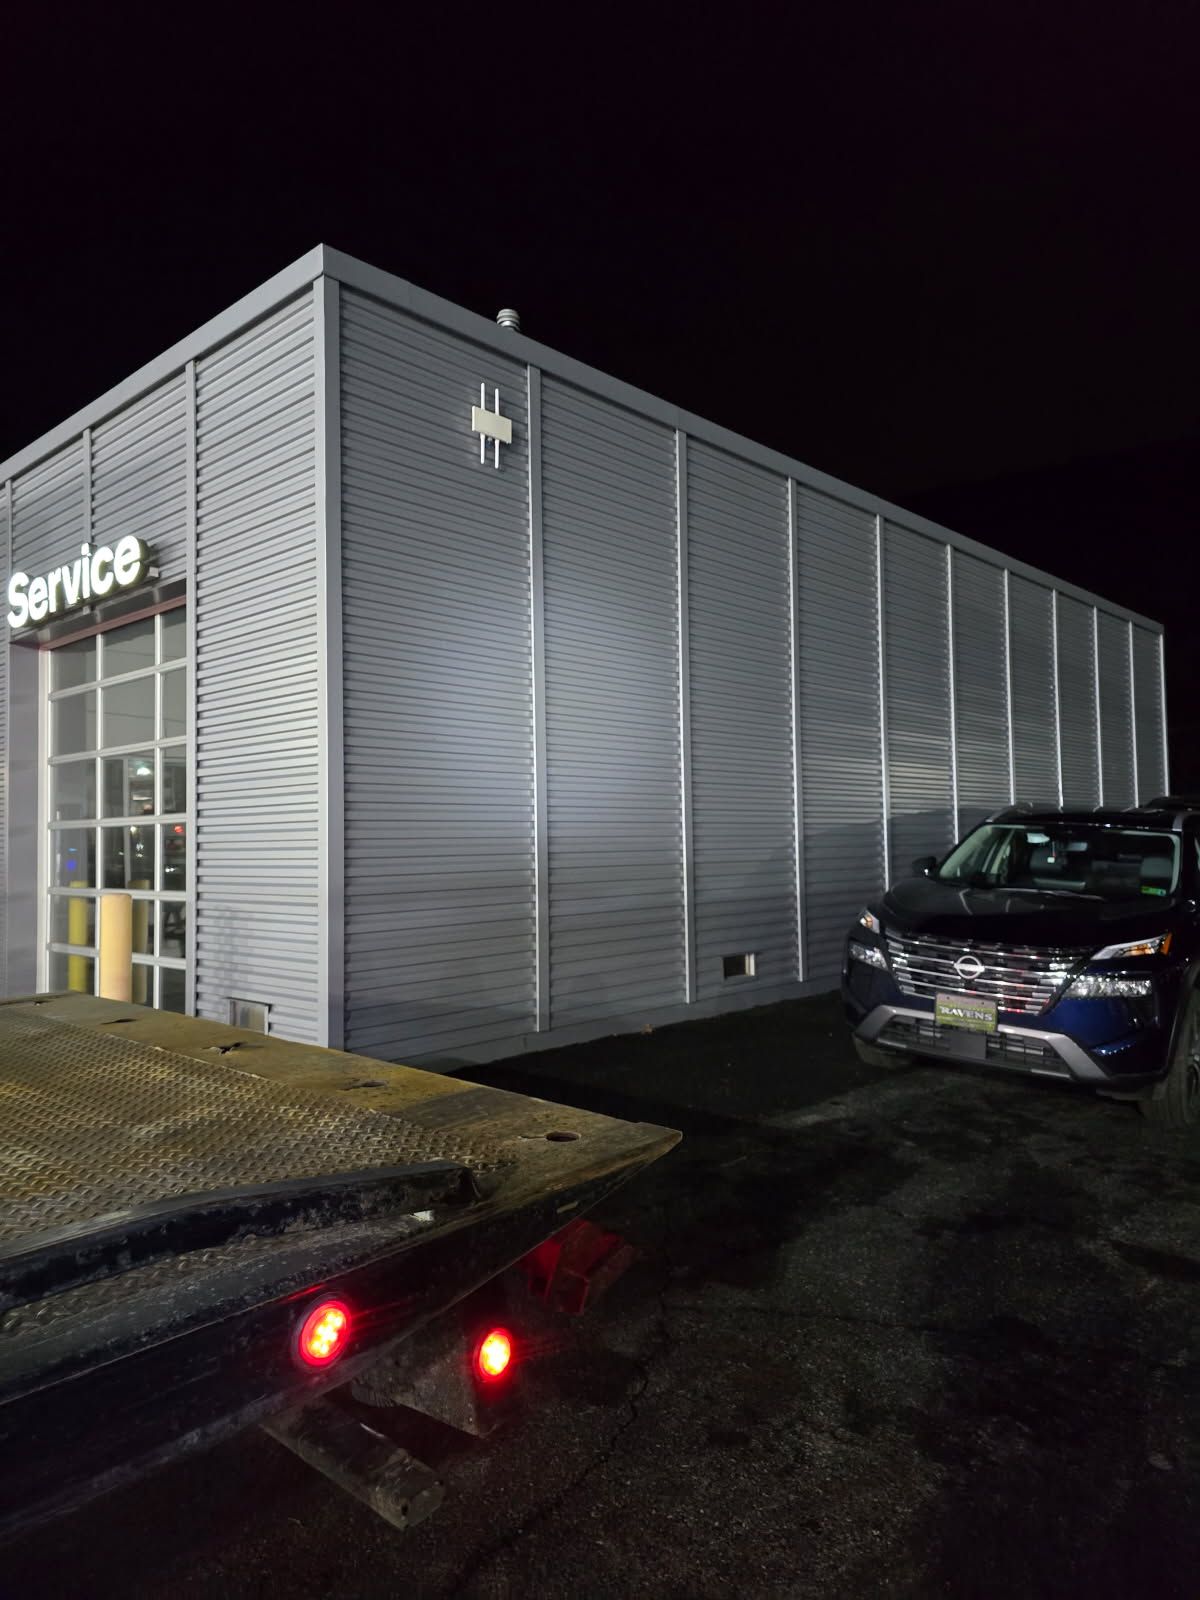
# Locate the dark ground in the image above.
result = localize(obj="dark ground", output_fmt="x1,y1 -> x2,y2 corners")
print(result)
6,994 -> 1199,1598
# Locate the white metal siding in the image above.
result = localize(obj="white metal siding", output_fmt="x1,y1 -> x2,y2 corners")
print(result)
340,291 -> 535,1062
541,382 -> 683,1024
794,488 -> 883,983
1055,594 -> 1102,807
1097,611 -> 1135,806
90,376 -> 189,582
11,440 -> 85,572
951,552 -> 1009,833
8,443 -> 86,999
0,487 -> 7,991
883,524 -> 954,869
1009,575 -> 1059,806
193,294 -> 321,1041
686,444 -> 796,997
1132,626 -> 1167,801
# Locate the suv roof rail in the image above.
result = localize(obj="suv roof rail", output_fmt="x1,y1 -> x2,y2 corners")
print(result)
1144,794 -> 1200,811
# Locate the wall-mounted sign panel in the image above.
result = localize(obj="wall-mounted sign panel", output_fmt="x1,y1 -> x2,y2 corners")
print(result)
6,537 -> 154,631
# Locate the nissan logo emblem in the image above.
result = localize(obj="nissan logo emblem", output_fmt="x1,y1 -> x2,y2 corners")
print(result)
955,954 -> 985,982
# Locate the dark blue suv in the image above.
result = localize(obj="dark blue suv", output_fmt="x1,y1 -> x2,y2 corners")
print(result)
841,800 -> 1200,1126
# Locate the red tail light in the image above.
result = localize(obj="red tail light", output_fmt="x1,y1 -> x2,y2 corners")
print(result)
296,1299 -> 351,1368
475,1327 -> 513,1381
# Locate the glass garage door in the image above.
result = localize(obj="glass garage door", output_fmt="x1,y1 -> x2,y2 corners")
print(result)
46,608 -> 188,1010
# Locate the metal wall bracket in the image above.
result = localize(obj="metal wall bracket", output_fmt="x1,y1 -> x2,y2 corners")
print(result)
471,384 -> 512,467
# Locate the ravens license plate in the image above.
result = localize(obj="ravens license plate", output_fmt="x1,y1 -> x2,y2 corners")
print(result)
935,992 -> 997,1033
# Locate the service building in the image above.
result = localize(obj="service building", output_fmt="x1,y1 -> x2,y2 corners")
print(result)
0,247 -> 1169,1063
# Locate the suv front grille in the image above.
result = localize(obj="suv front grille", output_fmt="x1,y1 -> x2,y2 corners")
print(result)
877,1015 -> 1071,1076
884,932 -> 1084,1015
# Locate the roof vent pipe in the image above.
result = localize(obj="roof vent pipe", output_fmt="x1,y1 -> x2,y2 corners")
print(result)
496,308 -> 520,332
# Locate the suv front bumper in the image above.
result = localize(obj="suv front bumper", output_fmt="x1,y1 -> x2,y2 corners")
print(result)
853,1002 -> 1165,1090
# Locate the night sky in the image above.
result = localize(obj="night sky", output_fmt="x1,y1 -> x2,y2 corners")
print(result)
3,8 -> 1197,775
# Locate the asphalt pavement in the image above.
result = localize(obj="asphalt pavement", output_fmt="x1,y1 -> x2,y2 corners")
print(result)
7,994 -> 1199,1598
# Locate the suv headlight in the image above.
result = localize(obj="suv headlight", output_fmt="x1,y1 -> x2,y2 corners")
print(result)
848,940 -> 888,970
1092,933 -> 1172,960
858,909 -> 882,935
1065,974 -> 1153,999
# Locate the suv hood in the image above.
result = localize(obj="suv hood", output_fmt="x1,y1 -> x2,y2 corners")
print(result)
882,874 -> 1179,949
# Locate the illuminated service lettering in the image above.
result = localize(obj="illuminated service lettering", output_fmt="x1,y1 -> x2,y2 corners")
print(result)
6,537 -> 153,630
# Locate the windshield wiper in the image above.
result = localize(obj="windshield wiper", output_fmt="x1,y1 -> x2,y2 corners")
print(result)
938,876 -> 1102,899
997,886 -> 1103,900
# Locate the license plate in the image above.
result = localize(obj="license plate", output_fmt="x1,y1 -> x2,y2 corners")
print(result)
935,992 -> 997,1033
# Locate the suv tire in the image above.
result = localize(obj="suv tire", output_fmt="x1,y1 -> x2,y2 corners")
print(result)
853,1036 -> 912,1069
1140,989 -> 1200,1127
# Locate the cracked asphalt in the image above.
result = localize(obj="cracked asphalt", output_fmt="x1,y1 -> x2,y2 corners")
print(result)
7,993 -> 1200,1598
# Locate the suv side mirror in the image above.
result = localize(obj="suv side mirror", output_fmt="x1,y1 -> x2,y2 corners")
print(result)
912,856 -> 938,877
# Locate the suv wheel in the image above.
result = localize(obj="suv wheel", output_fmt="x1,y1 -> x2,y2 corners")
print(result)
1140,989 -> 1200,1128
853,1036 -> 912,1069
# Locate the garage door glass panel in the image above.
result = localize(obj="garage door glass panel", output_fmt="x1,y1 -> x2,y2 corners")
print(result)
53,636 -> 97,690
161,901 -> 186,959
103,825 -> 156,889
161,750 -> 187,813
102,753 -> 156,818
160,667 -> 185,739
50,895 -> 96,947
130,900 -> 156,956
51,760 -> 96,822
103,677 -> 155,747
49,952 -> 95,995
161,608 -> 185,661
102,617 -> 155,676
160,968 -> 186,1012
52,828 -> 96,888
162,824 -> 187,892
53,692 -> 96,755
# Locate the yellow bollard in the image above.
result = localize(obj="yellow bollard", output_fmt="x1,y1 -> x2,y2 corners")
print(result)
67,889 -> 91,993
98,893 -> 133,1003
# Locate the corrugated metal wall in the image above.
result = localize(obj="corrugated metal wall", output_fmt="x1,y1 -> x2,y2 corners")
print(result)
1097,611 -> 1136,806
322,293 -> 1159,1061
951,551 -> 1010,834
339,290 -> 535,1061
883,524 -> 954,872
10,440 -> 86,574
0,487 -> 7,989
7,383 -> 189,596
91,376 -> 189,580
1008,574 -> 1060,806
1056,594 -> 1102,806
794,489 -> 883,985
686,444 -> 796,998
193,293 -> 322,1040
541,382 -> 683,1023
1132,627 -> 1167,801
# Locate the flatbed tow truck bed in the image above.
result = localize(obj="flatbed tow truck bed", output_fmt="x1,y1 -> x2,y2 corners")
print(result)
0,993 -> 679,1537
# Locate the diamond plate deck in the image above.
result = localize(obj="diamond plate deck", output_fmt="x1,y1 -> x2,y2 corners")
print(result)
0,1007 -> 508,1247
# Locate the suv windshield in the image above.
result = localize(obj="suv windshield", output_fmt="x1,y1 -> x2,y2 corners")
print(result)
936,824 -> 1180,903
